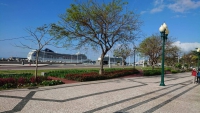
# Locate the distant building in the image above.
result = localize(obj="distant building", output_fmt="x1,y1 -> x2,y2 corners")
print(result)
96,56 -> 122,65
135,60 -> 145,66
8,57 -> 27,61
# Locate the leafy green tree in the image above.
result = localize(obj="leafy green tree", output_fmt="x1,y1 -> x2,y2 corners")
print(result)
50,0 -> 142,74
138,33 -> 178,69
165,45 -> 181,67
175,63 -> 182,69
182,51 -> 199,69
113,44 -> 133,66
138,34 -> 162,69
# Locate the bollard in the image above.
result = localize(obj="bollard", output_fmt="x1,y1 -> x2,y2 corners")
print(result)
41,72 -> 45,76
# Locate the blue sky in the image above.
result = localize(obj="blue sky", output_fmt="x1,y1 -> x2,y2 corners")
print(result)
0,0 -> 200,61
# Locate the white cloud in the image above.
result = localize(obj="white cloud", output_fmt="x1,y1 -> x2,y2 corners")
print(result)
168,0 -> 200,13
150,5 -> 165,13
148,0 -> 200,14
173,41 -> 200,53
154,0 -> 164,6
150,0 -> 165,13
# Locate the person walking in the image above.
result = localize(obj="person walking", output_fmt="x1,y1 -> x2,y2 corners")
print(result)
191,68 -> 197,84
197,68 -> 200,83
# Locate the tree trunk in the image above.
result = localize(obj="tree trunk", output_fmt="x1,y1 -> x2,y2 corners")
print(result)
35,51 -> 39,83
122,59 -> 125,69
99,53 -> 105,75
152,65 -> 154,70
151,62 -> 154,70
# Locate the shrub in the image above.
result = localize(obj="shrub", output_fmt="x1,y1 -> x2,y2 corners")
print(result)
41,80 -> 51,86
171,70 -> 178,73
143,70 -> 161,76
6,78 -> 16,84
29,76 -> 47,83
18,77 -> 28,86
165,67 -> 171,71
175,63 -> 182,69
29,83 -> 37,86
45,69 -> 99,78
184,64 -> 188,68
2,83 -> 16,89
30,76 -> 36,83
0,78 -> 17,88
0,78 -> 6,86
41,80 -> 64,86
65,72 -> 99,81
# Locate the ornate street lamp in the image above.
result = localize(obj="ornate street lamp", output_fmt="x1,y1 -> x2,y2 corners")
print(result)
197,48 -> 200,70
159,23 -> 169,86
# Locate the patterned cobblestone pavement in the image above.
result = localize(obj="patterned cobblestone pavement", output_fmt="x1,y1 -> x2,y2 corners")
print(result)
0,72 -> 200,113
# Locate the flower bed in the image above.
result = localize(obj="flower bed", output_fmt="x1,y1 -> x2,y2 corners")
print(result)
0,74 -> 64,90
0,68 -> 139,90
65,68 -> 140,81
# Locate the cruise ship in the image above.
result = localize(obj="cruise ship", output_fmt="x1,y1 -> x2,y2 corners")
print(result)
27,48 -> 87,63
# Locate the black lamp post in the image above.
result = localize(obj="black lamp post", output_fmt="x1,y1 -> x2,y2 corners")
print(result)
159,23 -> 169,86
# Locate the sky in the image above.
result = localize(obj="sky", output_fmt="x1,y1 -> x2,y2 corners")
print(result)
0,0 -> 200,62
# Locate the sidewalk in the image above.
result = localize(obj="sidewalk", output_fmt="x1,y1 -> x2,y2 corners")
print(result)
0,72 -> 200,113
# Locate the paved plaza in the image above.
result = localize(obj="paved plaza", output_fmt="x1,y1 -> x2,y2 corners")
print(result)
0,72 -> 200,113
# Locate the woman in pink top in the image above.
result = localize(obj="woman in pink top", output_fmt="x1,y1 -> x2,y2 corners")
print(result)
191,68 -> 197,84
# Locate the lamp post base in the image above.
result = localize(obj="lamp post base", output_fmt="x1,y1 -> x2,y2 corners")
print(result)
160,83 -> 165,86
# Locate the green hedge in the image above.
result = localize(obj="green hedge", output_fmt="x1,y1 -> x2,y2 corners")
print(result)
143,70 -> 161,76
44,69 -> 98,78
0,73 -> 33,79
171,70 -> 178,73
165,67 -> 172,71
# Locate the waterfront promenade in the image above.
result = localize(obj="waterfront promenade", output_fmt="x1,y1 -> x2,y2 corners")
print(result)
0,72 -> 200,113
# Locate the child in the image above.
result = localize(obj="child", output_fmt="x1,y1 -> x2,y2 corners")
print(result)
191,68 -> 197,84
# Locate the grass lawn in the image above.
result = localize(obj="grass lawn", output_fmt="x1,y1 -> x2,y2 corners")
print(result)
0,69 -> 60,75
